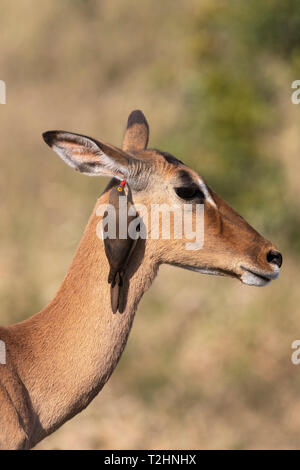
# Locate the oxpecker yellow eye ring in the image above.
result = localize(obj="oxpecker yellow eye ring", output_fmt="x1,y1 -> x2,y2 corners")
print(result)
117,186 -> 122,192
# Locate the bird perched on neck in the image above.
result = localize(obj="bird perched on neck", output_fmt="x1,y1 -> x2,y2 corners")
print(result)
104,179 -> 139,313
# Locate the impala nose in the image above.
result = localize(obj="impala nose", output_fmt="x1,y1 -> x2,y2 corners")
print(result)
266,249 -> 282,268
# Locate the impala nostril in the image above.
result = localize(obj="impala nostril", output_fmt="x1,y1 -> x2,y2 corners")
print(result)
267,249 -> 282,268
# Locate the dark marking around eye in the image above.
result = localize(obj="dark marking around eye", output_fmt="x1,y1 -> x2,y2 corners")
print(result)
177,170 -> 196,186
174,186 -> 205,201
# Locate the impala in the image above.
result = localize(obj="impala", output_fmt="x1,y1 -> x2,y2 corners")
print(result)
0,110 -> 282,449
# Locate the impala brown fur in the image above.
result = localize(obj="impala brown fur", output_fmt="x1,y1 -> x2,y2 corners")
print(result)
0,110 -> 282,449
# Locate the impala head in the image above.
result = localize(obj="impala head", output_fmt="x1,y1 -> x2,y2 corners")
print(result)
43,110 -> 282,287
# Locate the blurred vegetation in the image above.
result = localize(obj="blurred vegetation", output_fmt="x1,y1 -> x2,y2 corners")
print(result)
159,0 -> 300,253
0,0 -> 300,450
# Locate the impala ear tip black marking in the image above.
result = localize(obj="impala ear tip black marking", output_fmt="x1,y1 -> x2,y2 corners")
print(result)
42,130 -> 66,148
42,131 -> 56,147
127,109 -> 149,129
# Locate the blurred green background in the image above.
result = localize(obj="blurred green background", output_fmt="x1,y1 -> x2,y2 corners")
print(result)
1,0 -> 300,449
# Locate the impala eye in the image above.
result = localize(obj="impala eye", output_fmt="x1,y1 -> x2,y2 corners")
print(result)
174,186 -> 205,201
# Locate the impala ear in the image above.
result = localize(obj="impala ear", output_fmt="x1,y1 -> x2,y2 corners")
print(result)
43,130 -> 138,180
122,110 -> 149,151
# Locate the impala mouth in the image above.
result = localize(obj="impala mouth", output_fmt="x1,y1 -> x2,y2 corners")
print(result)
240,266 -> 280,287
171,263 -> 280,287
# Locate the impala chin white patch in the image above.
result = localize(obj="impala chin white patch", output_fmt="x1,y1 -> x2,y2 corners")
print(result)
241,271 -> 270,287
241,264 -> 280,286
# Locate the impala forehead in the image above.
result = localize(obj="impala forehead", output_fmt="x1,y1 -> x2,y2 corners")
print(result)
144,151 -> 216,207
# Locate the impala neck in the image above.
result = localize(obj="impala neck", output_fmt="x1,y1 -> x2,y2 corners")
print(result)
9,193 -> 159,445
